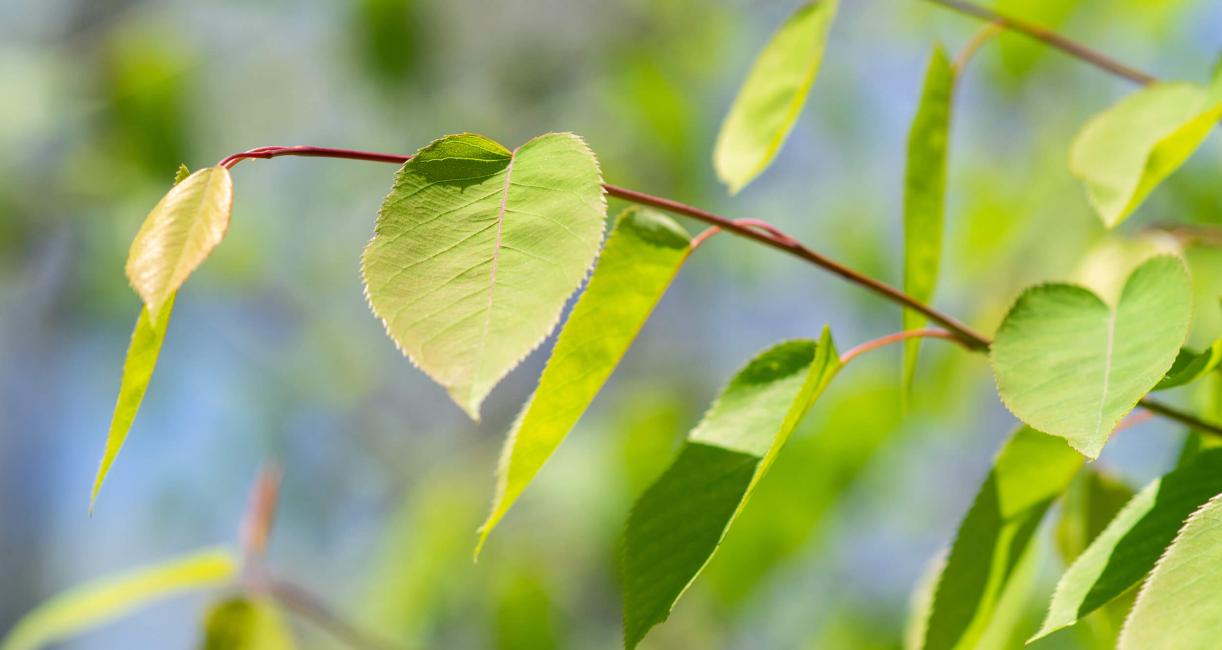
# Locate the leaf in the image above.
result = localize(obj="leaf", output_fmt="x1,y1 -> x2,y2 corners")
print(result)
990,255 -> 1192,458
1032,448 -> 1222,641
91,295 -> 175,510
1155,337 -> 1222,390
622,332 -> 840,649
0,548 -> 235,650
126,166 -> 234,313
1070,82 -> 1222,227
476,208 -> 692,553
1118,491 -> 1222,650
919,427 -> 1083,650
361,132 -> 607,419
198,597 -> 295,650
902,44 -> 956,393
712,0 -> 838,194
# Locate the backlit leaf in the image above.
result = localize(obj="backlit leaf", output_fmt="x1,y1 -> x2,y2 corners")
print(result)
713,0 -> 838,194
91,294 -> 175,510
476,208 -> 692,553
919,427 -> 1082,650
903,44 -> 955,394
361,132 -> 607,419
990,255 -> 1192,458
1155,337 -> 1222,390
1118,491 -> 1222,650
0,548 -> 235,650
622,332 -> 840,648
1070,82 -> 1222,227
199,597 -> 295,650
1032,448 -> 1222,641
126,166 -> 233,313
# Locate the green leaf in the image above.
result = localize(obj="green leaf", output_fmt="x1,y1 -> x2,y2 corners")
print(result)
1032,448 -> 1222,641
990,255 -> 1192,458
476,208 -> 692,553
198,597 -> 295,650
126,166 -> 234,314
1070,82 -> 1222,227
1155,337 -> 1222,390
91,294 -> 175,510
712,0 -> 838,194
0,548 -> 235,650
1118,491 -> 1222,650
902,44 -> 956,393
361,132 -> 607,419
622,332 -> 840,649
1056,468 -> 1134,565
919,427 -> 1083,650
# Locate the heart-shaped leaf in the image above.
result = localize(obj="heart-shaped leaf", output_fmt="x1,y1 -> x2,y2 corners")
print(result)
990,255 -> 1191,458
361,133 -> 607,419
126,166 -> 233,314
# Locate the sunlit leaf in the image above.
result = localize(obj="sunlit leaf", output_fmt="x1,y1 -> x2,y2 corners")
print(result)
0,548 -> 235,650
476,208 -> 692,553
361,132 -> 607,420
1070,82 -> 1222,227
902,44 -> 955,394
1032,448 -> 1222,641
713,0 -> 838,194
91,294 -> 175,509
622,332 -> 840,648
199,597 -> 295,650
919,427 -> 1082,650
1118,491 -> 1222,649
1155,337 -> 1222,390
126,166 -> 233,313
990,255 -> 1192,458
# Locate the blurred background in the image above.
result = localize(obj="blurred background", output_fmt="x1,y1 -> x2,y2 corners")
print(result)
2,0 -> 1221,647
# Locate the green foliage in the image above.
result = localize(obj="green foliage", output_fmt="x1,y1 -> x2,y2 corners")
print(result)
917,427 -> 1082,650
361,132 -> 606,419
126,166 -> 234,314
902,44 -> 955,394
622,333 -> 839,648
713,0 -> 838,194
990,255 -> 1192,458
1118,492 -> 1222,649
198,597 -> 296,650
1155,337 -> 1222,390
1033,449 -> 1222,640
0,548 -> 235,650
1070,82 -> 1222,227
92,294 -> 175,508
477,208 -> 692,553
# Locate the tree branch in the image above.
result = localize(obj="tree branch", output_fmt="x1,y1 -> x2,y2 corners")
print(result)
923,0 -> 1157,86
839,328 -> 961,365
215,145 -> 1222,437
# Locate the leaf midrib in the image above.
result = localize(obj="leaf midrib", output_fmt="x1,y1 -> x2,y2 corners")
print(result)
469,147 -> 519,407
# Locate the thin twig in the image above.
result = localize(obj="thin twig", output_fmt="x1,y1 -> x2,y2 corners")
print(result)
213,145 -> 1222,438
840,328 -> 960,365
923,0 -> 1157,86
253,574 -> 406,650
953,22 -> 1004,73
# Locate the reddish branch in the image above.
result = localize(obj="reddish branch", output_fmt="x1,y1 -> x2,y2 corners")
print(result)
840,328 -> 960,365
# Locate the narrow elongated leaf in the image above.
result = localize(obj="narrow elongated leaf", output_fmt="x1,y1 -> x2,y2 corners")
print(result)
1070,82 -> 1222,227
126,166 -> 233,313
1155,337 -> 1222,390
199,597 -> 295,650
713,0 -> 838,194
622,332 -> 840,649
902,44 -> 955,393
91,294 -> 175,509
476,208 -> 692,553
361,132 -> 607,419
919,427 -> 1083,650
1032,449 -> 1222,640
0,548 -> 235,650
1118,492 -> 1222,650
990,255 -> 1192,458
